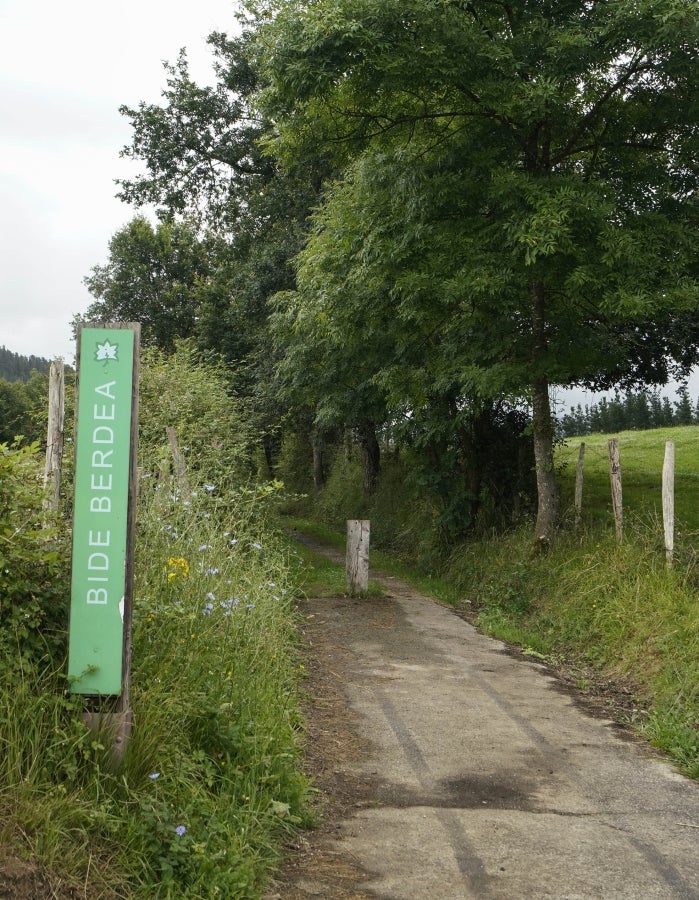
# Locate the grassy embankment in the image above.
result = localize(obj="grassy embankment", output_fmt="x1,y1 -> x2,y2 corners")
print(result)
286,425 -> 699,779
0,348 -> 312,898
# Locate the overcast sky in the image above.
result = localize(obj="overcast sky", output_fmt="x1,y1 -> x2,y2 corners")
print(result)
0,0 -> 238,364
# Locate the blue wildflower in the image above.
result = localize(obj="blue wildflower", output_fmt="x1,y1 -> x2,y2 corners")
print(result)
175,825 -> 186,836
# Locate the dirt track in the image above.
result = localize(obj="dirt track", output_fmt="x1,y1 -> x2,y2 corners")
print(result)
266,542 -> 699,899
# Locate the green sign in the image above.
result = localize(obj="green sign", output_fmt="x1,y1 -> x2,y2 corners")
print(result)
68,327 -> 137,695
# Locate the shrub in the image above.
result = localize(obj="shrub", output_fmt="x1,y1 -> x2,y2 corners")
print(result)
0,441 -> 70,676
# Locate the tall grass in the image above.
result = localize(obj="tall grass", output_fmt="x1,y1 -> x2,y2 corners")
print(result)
0,348 -> 311,897
0,473 -> 310,897
444,513 -> 699,778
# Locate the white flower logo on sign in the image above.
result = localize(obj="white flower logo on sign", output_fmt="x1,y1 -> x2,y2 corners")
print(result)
95,340 -> 119,362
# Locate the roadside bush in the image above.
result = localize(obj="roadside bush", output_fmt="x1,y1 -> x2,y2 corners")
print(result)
138,342 -> 255,484
0,441 -> 70,676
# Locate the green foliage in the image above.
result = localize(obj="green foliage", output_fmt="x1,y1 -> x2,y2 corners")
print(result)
558,389 -> 699,437
121,478 -> 308,895
557,425 -> 699,530
0,371 -> 49,445
442,521 -> 699,777
81,216 -> 212,351
0,442 -> 70,675
0,349 -> 310,896
259,0 -> 699,539
0,345 -> 49,382
138,342 -> 254,483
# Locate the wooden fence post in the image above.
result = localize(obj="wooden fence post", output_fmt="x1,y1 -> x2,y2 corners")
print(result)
43,359 -> 65,512
662,441 -> 675,568
166,425 -> 191,500
346,520 -> 370,595
608,438 -> 623,544
574,442 -> 585,525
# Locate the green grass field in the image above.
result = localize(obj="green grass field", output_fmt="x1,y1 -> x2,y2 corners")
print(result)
556,425 -> 699,534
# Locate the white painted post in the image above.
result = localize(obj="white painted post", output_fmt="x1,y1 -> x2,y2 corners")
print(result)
346,519 -> 370,595
662,441 -> 675,568
608,438 -> 623,544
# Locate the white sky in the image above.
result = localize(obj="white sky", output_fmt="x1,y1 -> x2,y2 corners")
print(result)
0,0 -> 238,364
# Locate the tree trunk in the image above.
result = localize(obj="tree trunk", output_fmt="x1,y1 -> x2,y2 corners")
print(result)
262,432 -> 276,478
311,426 -> 326,491
357,420 -> 381,496
530,280 -> 559,546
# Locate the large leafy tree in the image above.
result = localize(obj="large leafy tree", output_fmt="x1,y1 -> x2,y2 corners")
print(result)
115,30 -> 328,471
257,0 -> 699,542
81,216 -> 212,351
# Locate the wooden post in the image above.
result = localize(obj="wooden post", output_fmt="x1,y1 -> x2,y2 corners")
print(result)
43,359 -> 65,512
68,322 -> 140,769
166,425 -> 190,499
574,442 -> 585,525
662,441 -> 675,569
120,325 -> 140,717
608,438 -> 623,544
346,520 -> 370,595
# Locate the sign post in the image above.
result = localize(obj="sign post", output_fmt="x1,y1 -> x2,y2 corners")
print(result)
68,325 -> 139,759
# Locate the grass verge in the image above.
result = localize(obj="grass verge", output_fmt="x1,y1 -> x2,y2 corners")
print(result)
1,478 -> 310,898
444,517 -> 699,779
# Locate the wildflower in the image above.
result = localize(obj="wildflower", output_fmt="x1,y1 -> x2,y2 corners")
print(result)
251,542 -> 262,550
230,538 -> 238,546
204,484 -> 215,493
166,557 -> 190,581
199,544 -> 212,552
149,773 -> 160,780
175,825 -> 186,836
246,603 -> 255,611
204,567 -> 220,576
203,603 -> 214,616
206,592 -> 216,602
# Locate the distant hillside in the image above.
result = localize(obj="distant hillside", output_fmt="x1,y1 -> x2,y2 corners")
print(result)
0,346 -> 50,382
